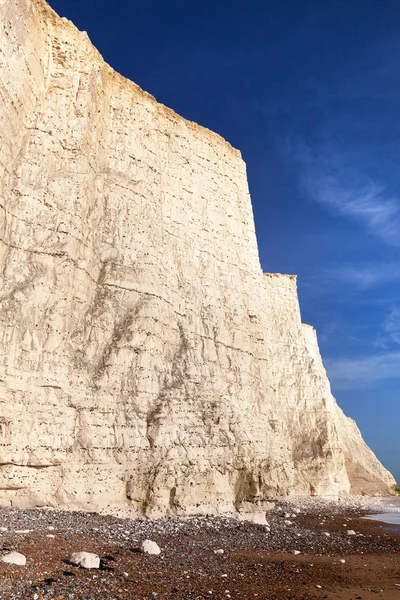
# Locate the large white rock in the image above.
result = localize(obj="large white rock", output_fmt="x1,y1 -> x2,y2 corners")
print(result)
0,0 -> 395,516
141,540 -> 161,555
1,552 -> 26,566
238,513 -> 269,526
69,552 -> 100,569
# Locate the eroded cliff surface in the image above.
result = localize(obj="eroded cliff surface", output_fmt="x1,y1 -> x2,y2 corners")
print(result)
0,0 -> 394,514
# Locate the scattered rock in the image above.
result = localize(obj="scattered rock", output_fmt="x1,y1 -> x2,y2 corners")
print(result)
141,539 -> 161,555
1,552 -> 26,566
69,552 -> 100,569
214,549 -> 224,554
347,530 -> 357,536
293,550 -> 301,555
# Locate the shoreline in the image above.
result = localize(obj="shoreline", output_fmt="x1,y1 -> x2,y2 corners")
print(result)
0,499 -> 399,599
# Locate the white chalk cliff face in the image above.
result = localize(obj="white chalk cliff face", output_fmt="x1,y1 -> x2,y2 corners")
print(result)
0,0 -> 395,515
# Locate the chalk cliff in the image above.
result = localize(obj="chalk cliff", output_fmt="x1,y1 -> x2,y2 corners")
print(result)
0,0 -> 395,514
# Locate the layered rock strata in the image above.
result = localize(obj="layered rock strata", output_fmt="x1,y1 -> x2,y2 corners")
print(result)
0,0 -> 395,514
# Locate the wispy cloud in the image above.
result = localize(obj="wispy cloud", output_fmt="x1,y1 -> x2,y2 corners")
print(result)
325,262 -> 400,290
382,308 -> 400,345
325,351 -> 400,390
376,307 -> 400,348
297,144 -> 400,247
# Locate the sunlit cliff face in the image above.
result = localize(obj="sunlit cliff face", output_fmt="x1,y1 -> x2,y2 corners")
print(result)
0,0 -> 394,515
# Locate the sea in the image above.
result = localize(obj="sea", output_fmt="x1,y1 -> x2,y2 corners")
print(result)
363,496 -> 400,525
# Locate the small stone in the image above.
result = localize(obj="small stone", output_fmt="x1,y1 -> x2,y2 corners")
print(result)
214,549 -> 224,554
46,534 -> 56,538
15,529 -> 31,534
0,527 -> 7,532
347,530 -> 356,536
340,559 -> 346,563
1,552 -> 26,566
141,539 -> 161,555
69,552 -> 100,569
221,574 -> 228,578
48,526 -> 55,531
284,520 -> 293,525
292,550 -> 301,555
323,532 -> 330,537
316,584 -> 322,589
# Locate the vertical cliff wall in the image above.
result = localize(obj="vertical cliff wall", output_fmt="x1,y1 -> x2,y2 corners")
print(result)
0,0 -> 394,514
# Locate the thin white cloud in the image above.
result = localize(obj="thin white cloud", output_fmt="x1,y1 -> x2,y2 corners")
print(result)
325,351 -> 400,390
298,145 -> 400,247
325,263 -> 400,289
376,307 -> 400,348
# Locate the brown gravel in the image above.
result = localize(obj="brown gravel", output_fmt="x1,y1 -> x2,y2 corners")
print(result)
0,502 -> 399,599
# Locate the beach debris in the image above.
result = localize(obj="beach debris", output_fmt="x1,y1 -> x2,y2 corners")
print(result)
69,552 -> 100,569
1,552 -> 26,566
141,539 -> 161,555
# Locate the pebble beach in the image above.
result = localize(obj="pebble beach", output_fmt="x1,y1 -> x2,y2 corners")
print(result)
0,497 -> 399,600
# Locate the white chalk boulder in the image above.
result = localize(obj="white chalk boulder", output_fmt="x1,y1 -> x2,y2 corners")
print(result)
1,552 -> 26,566
69,552 -> 100,569
141,539 -> 161,555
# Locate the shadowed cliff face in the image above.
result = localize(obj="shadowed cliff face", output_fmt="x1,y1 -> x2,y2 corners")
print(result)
0,0 -> 394,515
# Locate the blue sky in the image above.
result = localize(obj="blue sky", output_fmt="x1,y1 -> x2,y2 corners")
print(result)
48,0 -> 399,482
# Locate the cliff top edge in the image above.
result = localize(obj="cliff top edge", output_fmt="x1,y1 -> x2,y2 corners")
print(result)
34,0 -> 243,159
